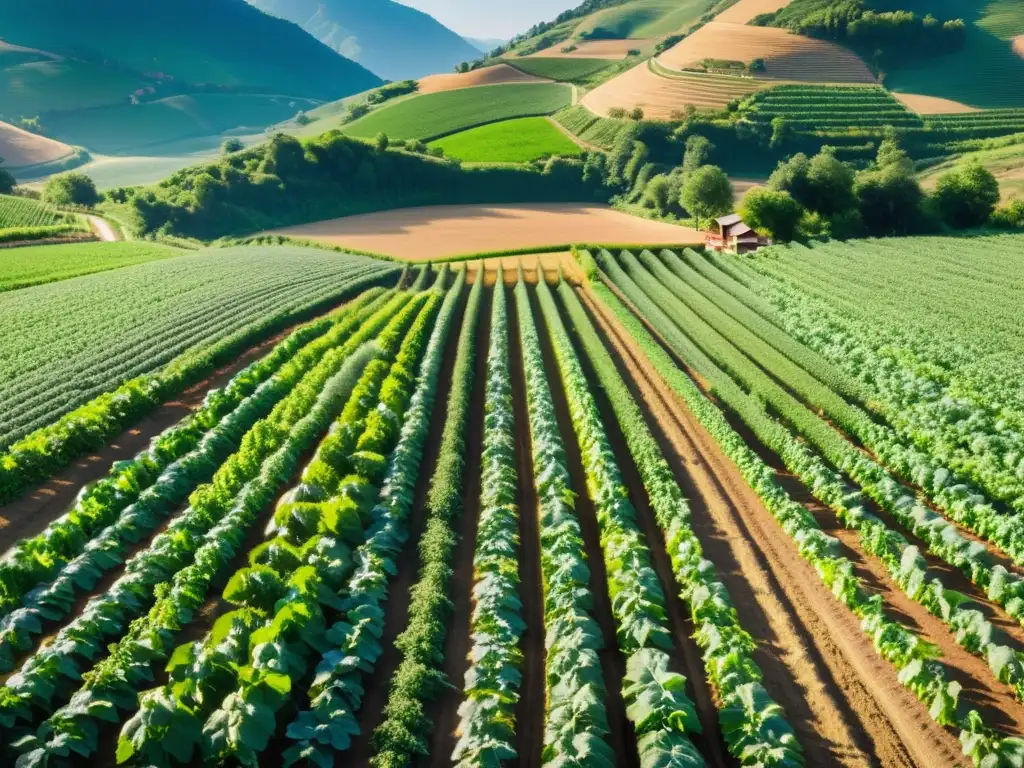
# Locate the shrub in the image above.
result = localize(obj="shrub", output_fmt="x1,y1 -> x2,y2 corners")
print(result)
222,138 -> 244,154
42,172 -> 100,208
0,160 -> 14,195
740,188 -> 804,242
989,199 -> 1024,229
933,162 -> 1001,229
629,106 -> 645,121
608,107 -> 628,119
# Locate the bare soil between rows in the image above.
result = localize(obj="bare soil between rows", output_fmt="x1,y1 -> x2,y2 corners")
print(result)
581,283 -> 971,767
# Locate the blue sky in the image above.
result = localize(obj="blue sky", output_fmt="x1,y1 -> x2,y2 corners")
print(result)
397,0 -> 578,39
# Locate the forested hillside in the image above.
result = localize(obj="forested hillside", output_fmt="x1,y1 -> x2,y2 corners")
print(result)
0,0 -> 381,106
247,0 -> 481,80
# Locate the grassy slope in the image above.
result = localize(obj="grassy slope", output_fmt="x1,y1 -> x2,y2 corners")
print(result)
0,241 -> 179,292
0,56 -> 147,120
342,83 -> 573,141
505,57 -> 616,82
918,141 -> 1024,201
573,0 -> 713,39
428,116 -> 583,162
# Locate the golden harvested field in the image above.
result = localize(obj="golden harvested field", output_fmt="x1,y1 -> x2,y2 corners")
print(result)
268,203 -> 701,260
893,93 -> 979,114
583,62 -> 763,117
0,120 -> 77,168
715,0 -> 792,25
658,23 -> 876,82
1014,35 -> 1023,58
526,39 -> 656,59
463,252 -> 584,285
417,64 -> 549,94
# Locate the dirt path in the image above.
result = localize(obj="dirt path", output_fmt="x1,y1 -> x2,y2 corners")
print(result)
428,287 -> 493,767
0,329 -> 290,551
347,288 -> 467,763
508,288 -> 547,768
580,285 -> 969,768
87,215 -> 119,242
528,286 -> 640,768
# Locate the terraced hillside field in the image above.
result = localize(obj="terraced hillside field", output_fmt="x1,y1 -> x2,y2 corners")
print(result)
3,239 -> 1024,768
342,83 -> 573,141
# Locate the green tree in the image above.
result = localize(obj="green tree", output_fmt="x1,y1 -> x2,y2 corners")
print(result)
0,158 -> 15,195
642,174 -> 672,215
682,135 -> 714,177
768,153 -> 811,205
740,188 -> 804,242
629,106 -> 645,121
990,199 -> 1024,229
42,172 -> 99,208
854,164 -> 924,236
622,141 -> 650,187
805,146 -> 856,216
375,132 -> 390,152
933,162 -> 1000,229
770,116 -> 792,148
221,138 -> 244,155
681,165 -> 733,229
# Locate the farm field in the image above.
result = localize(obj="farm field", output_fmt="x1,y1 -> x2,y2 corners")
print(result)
583,61 -> 764,117
428,117 -> 583,163
416,64 -> 549,94
0,241 -> 178,292
269,203 -> 701,260
0,194 -> 75,230
342,83 -> 573,142
505,56 -> 615,83
657,22 -> 876,82
0,245 -> 397,450
0,120 -> 77,169
527,38 -> 657,59
3,237 -> 1024,767
573,0 -> 714,39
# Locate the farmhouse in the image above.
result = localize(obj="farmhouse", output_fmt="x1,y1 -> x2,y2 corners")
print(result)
705,213 -> 772,254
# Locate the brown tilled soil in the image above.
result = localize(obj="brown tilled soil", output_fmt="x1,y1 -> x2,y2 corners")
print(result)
892,93 -> 979,114
657,23 -> 876,82
715,0 -> 793,25
464,253 -> 583,287
427,286 -> 493,767
0,329 -> 291,551
417,64 -> 551,94
508,288 -> 547,768
0,119 -> 76,167
552,292 -> 733,768
347,287 -> 467,764
1014,35 -> 1024,59
269,204 -> 701,262
528,287 -> 641,768
580,285 -> 972,768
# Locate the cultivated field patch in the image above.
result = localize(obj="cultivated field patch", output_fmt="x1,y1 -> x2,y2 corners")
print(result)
574,0 -> 713,39
658,22 -> 876,82
0,241 -> 177,292
342,83 -> 572,142
894,92 -> 980,114
269,203 -> 701,260
428,116 -> 583,163
416,63 -> 549,94
583,62 -> 763,117
0,119 -> 76,168
526,38 -> 656,59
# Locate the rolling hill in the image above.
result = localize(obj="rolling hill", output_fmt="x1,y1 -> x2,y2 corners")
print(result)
246,0 -> 481,81
0,0 -> 381,111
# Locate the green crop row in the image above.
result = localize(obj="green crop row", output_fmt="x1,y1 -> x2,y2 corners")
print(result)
593,253 -> 1023,765
452,271 -> 526,767
536,275 -> 706,766
514,274 -> 613,766
371,270 -> 483,768
0,291 -> 417,761
559,271 -> 803,766
279,269 -> 463,766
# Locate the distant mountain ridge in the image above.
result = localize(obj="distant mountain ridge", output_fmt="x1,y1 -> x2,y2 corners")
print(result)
247,0 -> 482,80
0,0 -> 382,103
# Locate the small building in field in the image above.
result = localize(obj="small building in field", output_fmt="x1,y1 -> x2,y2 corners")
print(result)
705,213 -> 771,254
